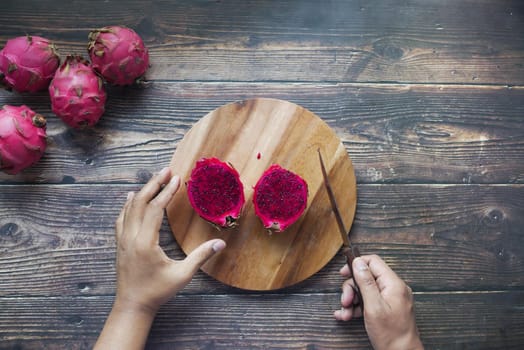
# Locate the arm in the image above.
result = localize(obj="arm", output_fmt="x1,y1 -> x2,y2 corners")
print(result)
334,255 -> 423,350
95,167 -> 226,350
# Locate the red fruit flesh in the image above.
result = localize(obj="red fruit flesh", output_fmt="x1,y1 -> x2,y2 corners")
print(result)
0,105 -> 47,174
187,158 -> 245,228
49,55 -> 107,128
0,35 -> 60,93
253,164 -> 308,232
87,26 -> 149,85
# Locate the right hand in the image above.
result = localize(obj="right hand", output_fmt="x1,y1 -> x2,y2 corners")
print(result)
334,255 -> 423,350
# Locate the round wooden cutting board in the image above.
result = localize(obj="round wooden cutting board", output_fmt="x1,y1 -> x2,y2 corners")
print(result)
166,98 -> 356,290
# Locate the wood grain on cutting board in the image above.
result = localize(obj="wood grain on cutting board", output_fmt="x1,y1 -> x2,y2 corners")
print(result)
167,98 -> 357,290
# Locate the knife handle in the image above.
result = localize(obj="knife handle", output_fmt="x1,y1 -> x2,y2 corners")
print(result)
342,247 -> 364,313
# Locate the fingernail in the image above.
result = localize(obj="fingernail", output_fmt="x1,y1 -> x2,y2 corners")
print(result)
127,192 -> 134,200
159,167 -> 170,177
212,239 -> 226,252
340,292 -> 346,303
170,175 -> 180,185
354,257 -> 368,272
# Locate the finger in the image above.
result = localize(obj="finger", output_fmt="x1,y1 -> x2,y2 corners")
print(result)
334,307 -> 354,321
363,254 -> 402,292
341,279 -> 355,308
136,167 -> 172,203
139,175 -> 181,247
362,254 -> 396,277
116,192 -> 134,243
127,167 -> 171,238
333,304 -> 363,321
343,278 -> 363,306
180,239 -> 226,277
150,175 -> 180,208
340,263 -> 351,277
352,257 -> 382,308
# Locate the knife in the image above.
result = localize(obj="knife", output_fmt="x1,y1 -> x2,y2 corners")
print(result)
318,149 -> 364,312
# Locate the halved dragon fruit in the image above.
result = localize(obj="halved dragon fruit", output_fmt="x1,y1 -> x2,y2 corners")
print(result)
253,164 -> 308,232
187,157 -> 245,228
0,105 -> 47,174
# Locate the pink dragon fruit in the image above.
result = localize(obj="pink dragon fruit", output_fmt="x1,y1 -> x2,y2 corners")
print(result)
0,105 -> 47,174
187,157 -> 245,228
0,35 -> 60,93
49,55 -> 107,128
87,26 -> 149,85
253,164 -> 308,232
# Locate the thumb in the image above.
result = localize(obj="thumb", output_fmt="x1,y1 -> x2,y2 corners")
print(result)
182,239 -> 226,276
352,257 -> 382,306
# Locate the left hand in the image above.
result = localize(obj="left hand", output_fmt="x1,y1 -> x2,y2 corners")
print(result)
114,167 -> 226,314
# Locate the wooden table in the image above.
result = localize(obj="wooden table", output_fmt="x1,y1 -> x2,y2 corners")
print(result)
1,1 -> 523,349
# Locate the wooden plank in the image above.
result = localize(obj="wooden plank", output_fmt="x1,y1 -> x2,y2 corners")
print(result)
0,291 -> 523,349
1,83 -> 523,184
1,184 -> 522,296
0,0 -> 523,84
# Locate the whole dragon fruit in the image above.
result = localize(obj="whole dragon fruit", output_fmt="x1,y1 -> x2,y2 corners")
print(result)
0,35 -> 60,93
87,26 -> 149,85
0,105 -> 47,174
49,55 -> 107,128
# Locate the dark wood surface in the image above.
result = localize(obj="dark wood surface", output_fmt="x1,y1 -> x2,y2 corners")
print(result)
0,0 -> 523,349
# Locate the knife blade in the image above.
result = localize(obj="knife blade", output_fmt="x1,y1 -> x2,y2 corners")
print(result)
318,149 -> 364,312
